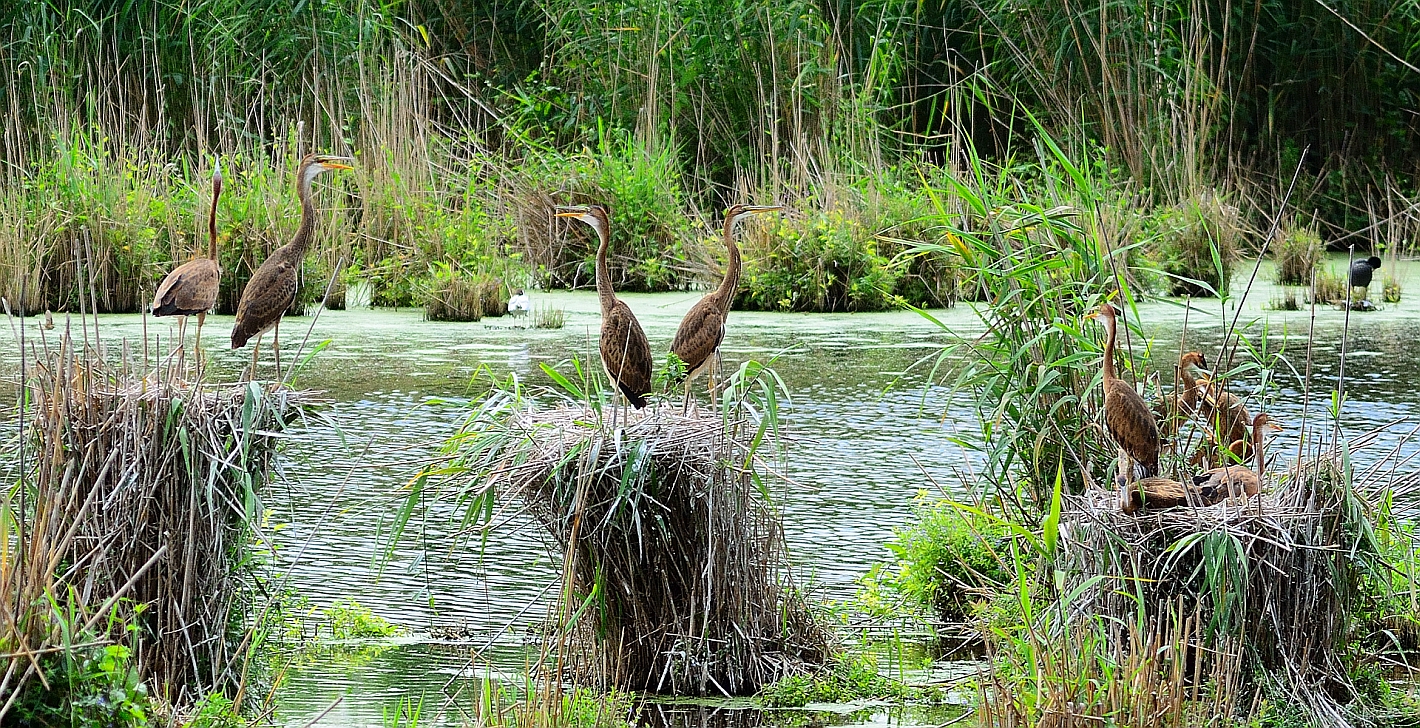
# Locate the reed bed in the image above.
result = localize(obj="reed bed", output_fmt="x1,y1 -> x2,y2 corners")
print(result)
0,329 -> 300,717
503,405 -> 828,695
1052,454 -> 1384,723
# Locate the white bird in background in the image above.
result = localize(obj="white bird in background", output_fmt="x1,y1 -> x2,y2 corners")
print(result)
508,289 -> 531,317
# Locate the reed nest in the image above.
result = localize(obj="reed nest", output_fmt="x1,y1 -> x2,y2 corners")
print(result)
1058,456 -> 1379,720
503,405 -> 829,696
1,336 -> 301,714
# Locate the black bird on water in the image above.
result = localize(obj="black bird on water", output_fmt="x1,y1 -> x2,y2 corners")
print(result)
1350,255 -> 1382,301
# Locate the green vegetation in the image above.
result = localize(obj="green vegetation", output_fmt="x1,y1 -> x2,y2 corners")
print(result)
863,497 -> 1009,623
4,1 -> 1418,313
1271,219 -> 1324,286
532,305 -> 567,329
423,264 -> 505,322
12,644 -> 150,727
322,598 -> 404,640
756,653 -> 941,708
1312,266 -> 1348,304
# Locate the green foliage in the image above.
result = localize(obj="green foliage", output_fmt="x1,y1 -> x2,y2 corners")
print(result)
522,133 -> 692,292
736,209 -> 900,312
1151,191 -> 1242,298
533,304 -> 567,329
1271,220 -> 1324,286
323,598 -> 403,640
14,645 -> 152,727
867,497 -> 1010,623
186,692 -> 248,728
1312,266 -> 1347,304
1383,277 -> 1403,304
756,653 -> 940,708
423,263 -> 505,322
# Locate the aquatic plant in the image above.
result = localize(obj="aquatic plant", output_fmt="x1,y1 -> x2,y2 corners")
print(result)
1311,266 -> 1347,304
322,598 -> 403,640
1271,218 -> 1324,285
423,263 -> 504,322
756,652 -> 943,707
532,304 -> 567,329
1153,190 -> 1242,298
871,497 -> 1010,623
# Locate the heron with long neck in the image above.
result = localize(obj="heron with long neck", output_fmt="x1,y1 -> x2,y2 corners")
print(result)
1086,302 -> 1161,511
670,204 -> 781,409
555,204 -> 652,422
153,163 -> 224,365
231,153 -> 352,379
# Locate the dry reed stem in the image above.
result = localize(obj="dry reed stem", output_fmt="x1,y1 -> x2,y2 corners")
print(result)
1,329 -> 303,713
499,405 -> 828,696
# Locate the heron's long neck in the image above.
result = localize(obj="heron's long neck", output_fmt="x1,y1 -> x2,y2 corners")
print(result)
713,217 -> 741,310
289,171 -> 317,256
1102,315 -> 1118,382
1179,364 -> 1196,393
595,222 -> 615,316
1253,424 -> 1266,476
206,180 -> 222,261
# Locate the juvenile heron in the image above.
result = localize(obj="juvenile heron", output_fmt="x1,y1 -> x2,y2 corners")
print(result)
1192,413 -> 1281,500
231,153 -> 352,379
555,204 -> 652,422
1086,303 -> 1161,510
670,204 -> 781,409
153,163 -> 223,363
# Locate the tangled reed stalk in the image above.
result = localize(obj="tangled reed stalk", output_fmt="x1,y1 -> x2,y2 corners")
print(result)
1,330 -> 298,715
496,405 -> 828,695
1055,455 -> 1380,723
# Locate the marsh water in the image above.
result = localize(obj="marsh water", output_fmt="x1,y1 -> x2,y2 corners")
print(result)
2,258 -> 1419,726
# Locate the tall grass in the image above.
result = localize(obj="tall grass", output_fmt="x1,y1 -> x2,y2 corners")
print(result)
1,324 -> 294,718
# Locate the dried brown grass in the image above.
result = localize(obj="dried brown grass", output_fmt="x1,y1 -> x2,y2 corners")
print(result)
0,326 -> 299,715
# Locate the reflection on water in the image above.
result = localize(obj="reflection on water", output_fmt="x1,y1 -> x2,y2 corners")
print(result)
1,258 -> 1417,725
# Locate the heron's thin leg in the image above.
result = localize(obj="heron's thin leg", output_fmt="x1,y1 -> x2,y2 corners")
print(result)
194,312 -> 206,374
274,320 -> 282,382
249,333 -> 262,381
681,380 -> 691,415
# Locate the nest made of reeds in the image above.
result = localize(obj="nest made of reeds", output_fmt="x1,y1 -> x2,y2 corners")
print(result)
500,405 -> 829,696
2,335 -> 304,715
1058,456 -> 1380,717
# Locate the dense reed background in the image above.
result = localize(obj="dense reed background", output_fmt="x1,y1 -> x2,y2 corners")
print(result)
1,0 -> 1417,314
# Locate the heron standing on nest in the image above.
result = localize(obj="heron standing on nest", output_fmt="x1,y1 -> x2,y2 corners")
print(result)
153,162 -> 223,364
670,203 -> 781,410
1085,302 -> 1161,511
555,204 -> 652,424
231,153 -> 352,380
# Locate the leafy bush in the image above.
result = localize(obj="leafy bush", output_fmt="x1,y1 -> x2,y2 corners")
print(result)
517,133 -> 693,292
1383,276 -> 1403,303
422,263 -> 505,321
877,498 -> 1011,623
757,652 -> 940,707
1152,190 -> 1242,297
1271,219 -> 1324,285
13,644 -> 151,727
323,598 -> 403,639
735,209 -> 902,312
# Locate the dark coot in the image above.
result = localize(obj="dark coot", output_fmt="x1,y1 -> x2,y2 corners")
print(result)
1350,256 -> 1382,288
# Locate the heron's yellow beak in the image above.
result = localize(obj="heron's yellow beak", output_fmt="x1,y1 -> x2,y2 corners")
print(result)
745,205 -> 783,214
555,205 -> 590,218
325,162 -> 353,171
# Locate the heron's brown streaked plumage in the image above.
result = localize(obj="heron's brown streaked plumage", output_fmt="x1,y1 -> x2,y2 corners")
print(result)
1157,350 -> 1207,439
556,204 -> 652,408
1192,413 -> 1279,499
231,154 -> 351,360
153,164 -> 223,349
1120,475 -> 1223,515
670,204 -> 781,390
1088,303 -> 1160,484
1194,376 -> 1253,467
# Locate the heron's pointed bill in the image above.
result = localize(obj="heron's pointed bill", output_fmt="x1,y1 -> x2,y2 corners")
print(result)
555,206 -> 591,219
322,157 -> 355,171
743,205 -> 783,214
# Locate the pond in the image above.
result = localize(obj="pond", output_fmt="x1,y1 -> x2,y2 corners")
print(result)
1,257 -> 1416,725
